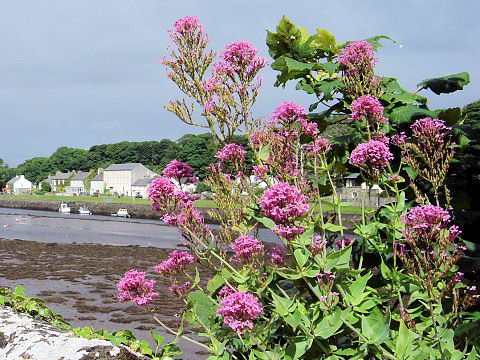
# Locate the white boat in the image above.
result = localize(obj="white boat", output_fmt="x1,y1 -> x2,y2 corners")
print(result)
111,208 -> 130,218
78,206 -> 92,215
59,203 -> 71,213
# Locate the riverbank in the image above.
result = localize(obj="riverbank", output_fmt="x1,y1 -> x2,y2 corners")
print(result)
0,196 -> 362,230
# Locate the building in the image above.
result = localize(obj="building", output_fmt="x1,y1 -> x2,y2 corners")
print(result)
131,176 -> 158,198
50,171 -> 72,192
103,163 -> 157,196
66,171 -> 90,195
6,175 -> 33,195
90,170 -> 104,196
339,173 -> 388,207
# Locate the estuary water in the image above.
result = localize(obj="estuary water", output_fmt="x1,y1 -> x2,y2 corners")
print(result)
0,207 -> 278,359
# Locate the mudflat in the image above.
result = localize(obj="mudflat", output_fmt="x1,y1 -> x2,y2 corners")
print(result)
0,238 -> 211,359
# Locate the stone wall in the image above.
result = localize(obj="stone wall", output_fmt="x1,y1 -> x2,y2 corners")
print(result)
0,306 -> 147,360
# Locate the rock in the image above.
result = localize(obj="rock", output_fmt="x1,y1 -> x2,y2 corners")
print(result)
0,306 -> 148,360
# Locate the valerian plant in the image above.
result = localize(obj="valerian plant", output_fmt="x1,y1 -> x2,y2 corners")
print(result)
116,16 -> 480,360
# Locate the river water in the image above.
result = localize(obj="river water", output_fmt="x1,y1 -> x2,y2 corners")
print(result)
0,207 -> 280,359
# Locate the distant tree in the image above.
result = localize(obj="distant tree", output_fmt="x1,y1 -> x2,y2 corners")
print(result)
0,158 -> 9,188
177,133 -> 218,179
16,157 -> 54,185
40,181 -> 51,192
50,146 -> 90,172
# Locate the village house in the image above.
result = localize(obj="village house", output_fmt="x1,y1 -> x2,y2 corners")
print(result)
131,176 -> 158,198
50,171 -> 72,192
339,173 -> 388,207
89,170 -> 104,196
66,171 -> 90,195
103,163 -> 157,196
6,175 -> 33,195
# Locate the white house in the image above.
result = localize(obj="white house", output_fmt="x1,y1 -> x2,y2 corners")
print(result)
131,176 -> 158,198
6,175 -> 33,195
103,163 -> 157,196
50,171 -> 72,192
90,170 -> 104,195
66,171 -> 89,195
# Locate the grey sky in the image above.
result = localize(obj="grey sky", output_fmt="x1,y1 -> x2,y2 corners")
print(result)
2,1 -> 479,167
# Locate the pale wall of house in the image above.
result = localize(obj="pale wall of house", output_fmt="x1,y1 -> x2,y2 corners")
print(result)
131,185 -> 148,198
13,177 -> 32,195
90,180 -> 104,195
104,170 -> 131,195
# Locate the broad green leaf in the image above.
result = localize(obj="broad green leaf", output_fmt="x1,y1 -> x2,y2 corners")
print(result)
270,290 -> 294,316
361,308 -> 390,345
285,338 -> 312,360
206,274 -> 225,293
312,29 -> 340,54
150,330 -> 164,347
259,143 -> 270,161
187,290 -> 216,326
254,215 -> 275,229
417,72 -> 470,95
346,273 -> 372,306
361,35 -> 396,51
395,320 -> 416,359
323,222 -> 346,232
326,245 -> 352,271
294,248 -> 308,267
436,107 -> 462,126
314,308 -> 342,339
388,105 -> 438,126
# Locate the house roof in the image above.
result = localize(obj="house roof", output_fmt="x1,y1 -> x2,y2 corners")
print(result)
72,171 -> 89,180
51,171 -> 71,180
104,163 -> 143,171
132,177 -> 157,187
344,173 -> 361,179
6,176 -> 20,185
91,172 -> 103,181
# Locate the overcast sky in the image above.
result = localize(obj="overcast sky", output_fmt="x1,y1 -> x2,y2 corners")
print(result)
2,1 -> 479,167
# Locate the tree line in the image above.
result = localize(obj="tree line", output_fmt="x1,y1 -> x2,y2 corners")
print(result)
0,133 -> 253,187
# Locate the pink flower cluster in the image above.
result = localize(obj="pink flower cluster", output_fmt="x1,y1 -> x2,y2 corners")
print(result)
169,281 -> 191,296
335,237 -> 354,250
172,16 -> 202,35
147,177 -> 175,203
230,235 -> 264,262
410,117 -> 451,144
252,164 -> 269,181
267,244 -> 286,266
117,269 -> 158,306
306,137 -> 331,155
349,95 -> 387,124
349,140 -> 393,178
270,101 -> 308,126
147,176 -> 199,213
216,41 -> 267,76
400,205 -> 460,245
259,182 -> 309,240
154,250 -> 195,275
337,40 -> 377,71
218,285 -> 237,298
216,291 -> 263,334
162,160 -> 198,183
309,236 -> 327,255
215,143 -> 246,163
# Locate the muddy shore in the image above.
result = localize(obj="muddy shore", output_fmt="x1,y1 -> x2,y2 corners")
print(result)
0,238 -> 210,359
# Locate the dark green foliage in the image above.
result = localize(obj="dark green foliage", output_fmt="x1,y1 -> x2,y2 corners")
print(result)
0,158 -> 9,188
40,181 -> 51,192
15,157 -> 54,185
178,133 -> 218,180
417,72 -> 470,95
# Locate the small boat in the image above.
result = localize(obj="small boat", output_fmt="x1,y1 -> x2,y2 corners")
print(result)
59,203 -> 71,213
111,208 -> 130,218
78,206 -> 92,215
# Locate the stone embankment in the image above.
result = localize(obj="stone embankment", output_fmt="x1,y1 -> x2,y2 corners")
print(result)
0,196 -> 361,230
0,306 -> 147,360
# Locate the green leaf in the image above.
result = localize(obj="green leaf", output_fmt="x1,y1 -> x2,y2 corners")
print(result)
294,249 -> 308,267
206,273 -> 223,293
323,222 -> 346,233
312,29 -> 340,54
254,216 -> 276,229
270,290 -> 294,316
326,245 -> 352,271
13,286 -> 25,296
417,72 -> 470,95
346,273 -> 372,306
361,35 -> 396,51
187,290 -> 216,326
361,308 -> 390,345
314,308 -> 342,339
436,107 -> 462,126
395,320 -> 416,359
388,105 -> 438,126
259,143 -> 270,161
285,338 -> 312,359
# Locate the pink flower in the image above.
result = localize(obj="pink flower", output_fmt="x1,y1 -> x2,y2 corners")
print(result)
410,118 -> 451,144
400,205 -> 460,245
349,140 -> 393,178
154,250 -> 195,275
337,40 -> 377,71
309,236 -> 327,255
298,118 -> 318,137
335,237 -> 354,250
270,101 -> 307,126
230,235 -> 264,262
218,41 -> 267,75
117,269 -> 158,306
252,164 -> 268,181
312,138 -> 331,155
163,160 -> 195,181
259,182 -> 309,240
267,244 -> 286,266
215,143 -> 246,163
147,177 -> 175,203
216,291 -> 263,334
218,285 -> 237,298
349,95 -> 387,124
169,281 -> 191,296
172,16 -> 202,35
